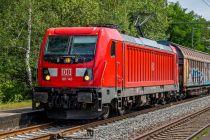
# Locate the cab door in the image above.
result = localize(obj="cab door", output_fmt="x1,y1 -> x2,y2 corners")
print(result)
102,40 -> 123,89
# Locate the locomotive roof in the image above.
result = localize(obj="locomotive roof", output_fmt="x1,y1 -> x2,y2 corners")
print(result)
47,27 -> 173,52
121,34 -> 173,52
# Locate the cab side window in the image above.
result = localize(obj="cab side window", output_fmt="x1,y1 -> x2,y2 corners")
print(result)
110,41 -> 116,57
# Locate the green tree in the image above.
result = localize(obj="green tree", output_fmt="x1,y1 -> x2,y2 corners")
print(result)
167,2 -> 210,52
127,0 -> 169,39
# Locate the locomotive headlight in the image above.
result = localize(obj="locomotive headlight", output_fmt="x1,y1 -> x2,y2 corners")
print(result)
45,75 -> 51,81
84,75 -> 90,81
83,68 -> 93,81
42,68 -> 51,81
43,68 -> 51,81
65,57 -> 71,63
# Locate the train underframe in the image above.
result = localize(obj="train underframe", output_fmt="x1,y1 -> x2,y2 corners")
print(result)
33,85 -> 210,120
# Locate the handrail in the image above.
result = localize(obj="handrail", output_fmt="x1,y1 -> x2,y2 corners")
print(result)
100,61 -> 107,86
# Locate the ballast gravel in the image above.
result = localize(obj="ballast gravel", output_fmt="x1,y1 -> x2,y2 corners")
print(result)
67,96 -> 210,140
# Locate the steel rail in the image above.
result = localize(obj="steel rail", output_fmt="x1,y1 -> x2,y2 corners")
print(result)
187,122 -> 210,140
0,122 -> 53,139
132,106 -> 210,140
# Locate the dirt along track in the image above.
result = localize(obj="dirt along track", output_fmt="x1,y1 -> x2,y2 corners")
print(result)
1,95 -> 210,140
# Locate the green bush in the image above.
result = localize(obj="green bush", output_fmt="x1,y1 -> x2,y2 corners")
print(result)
0,81 -> 30,103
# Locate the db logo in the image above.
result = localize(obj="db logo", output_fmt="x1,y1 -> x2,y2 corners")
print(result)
62,68 -> 72,76
151,62 -> 155,71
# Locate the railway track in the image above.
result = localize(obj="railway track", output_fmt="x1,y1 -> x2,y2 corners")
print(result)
0,95 -> 209,140
132,106 -> 210,140
0,120 -> 87,140
0,122 -> 54,139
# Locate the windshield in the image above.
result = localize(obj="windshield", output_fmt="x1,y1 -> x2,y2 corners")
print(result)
45,36 -> 70,55
70,36 -> 97,55
44,35 -> 97,63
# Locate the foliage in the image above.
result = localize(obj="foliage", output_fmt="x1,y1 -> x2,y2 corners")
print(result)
127,0 -> 169,39
0,81 -> 29,103
167,2 -> 210,52
0,0 -> 209,103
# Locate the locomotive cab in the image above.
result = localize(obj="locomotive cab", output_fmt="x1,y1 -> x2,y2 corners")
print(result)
42,35 -> 97,87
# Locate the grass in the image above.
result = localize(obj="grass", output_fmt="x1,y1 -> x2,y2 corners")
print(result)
192,127 -> 210,140
0,100 -> 32,110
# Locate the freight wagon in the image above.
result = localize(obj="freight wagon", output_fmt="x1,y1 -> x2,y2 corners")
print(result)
171,43 -> 210,95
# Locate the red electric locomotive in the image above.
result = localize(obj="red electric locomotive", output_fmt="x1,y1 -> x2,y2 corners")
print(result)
34,26 -> 179,119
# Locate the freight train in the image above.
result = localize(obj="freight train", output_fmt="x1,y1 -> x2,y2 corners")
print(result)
33,26 -> 210,119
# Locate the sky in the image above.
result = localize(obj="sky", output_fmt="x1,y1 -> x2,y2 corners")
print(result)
168,0 -> 210,20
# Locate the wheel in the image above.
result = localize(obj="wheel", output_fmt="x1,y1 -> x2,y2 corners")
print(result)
181,93 -> 186,99
176,94 -> 182,101
160,98 -> 166,105
118,107 -> 126,116
127,103 -> 132,113
173,95 -> 178,102
101,106 -> 110,119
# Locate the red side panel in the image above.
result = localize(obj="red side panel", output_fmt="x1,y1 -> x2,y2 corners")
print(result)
124,44 -> 177,88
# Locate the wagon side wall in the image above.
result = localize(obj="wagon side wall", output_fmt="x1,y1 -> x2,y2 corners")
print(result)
183,58 -> 210,87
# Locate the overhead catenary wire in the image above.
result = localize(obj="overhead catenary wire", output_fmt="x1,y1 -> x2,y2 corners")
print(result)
202,0 -> 210,8
207,0 -> 210,2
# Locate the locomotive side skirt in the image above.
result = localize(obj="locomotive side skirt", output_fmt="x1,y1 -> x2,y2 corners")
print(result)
100,85 -> 178,103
